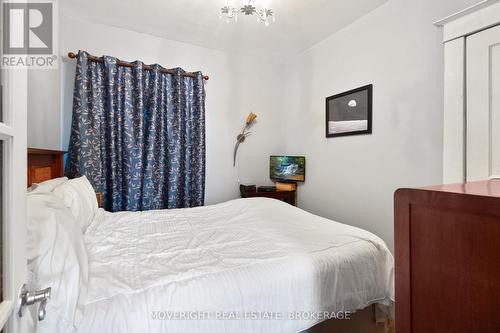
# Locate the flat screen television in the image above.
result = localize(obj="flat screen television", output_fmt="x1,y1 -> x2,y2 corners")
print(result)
270,156 -> 305,182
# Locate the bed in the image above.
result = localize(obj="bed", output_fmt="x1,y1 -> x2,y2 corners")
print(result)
27,149 -> 394,333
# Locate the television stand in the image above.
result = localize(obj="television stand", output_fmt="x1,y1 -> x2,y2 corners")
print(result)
240,185 -> 296,206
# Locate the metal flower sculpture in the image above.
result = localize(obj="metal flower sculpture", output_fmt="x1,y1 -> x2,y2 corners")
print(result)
233,112 -> 257,167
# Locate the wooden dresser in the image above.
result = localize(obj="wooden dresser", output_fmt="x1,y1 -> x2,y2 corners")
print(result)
395,180 -> 500,333
240,187 -> 296,206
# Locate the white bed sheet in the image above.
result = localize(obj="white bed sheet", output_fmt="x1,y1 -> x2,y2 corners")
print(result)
78,198 -> 394,333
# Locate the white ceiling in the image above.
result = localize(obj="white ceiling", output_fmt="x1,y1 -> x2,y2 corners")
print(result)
62,0 -> 387,60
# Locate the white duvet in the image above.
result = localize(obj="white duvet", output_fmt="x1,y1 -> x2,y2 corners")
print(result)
78,198 -> 393,333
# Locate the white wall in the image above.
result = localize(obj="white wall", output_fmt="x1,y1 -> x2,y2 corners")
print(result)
283,0 -> 479,251
27,70 -> 61,149
40,15 -> 287,205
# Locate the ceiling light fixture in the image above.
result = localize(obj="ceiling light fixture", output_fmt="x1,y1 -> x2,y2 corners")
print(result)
220,0 -> 275,26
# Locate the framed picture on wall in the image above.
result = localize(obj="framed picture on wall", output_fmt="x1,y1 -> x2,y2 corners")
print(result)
325,84 -> 372,137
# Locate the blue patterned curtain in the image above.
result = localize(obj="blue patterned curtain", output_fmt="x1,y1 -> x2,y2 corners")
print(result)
66,51 -> 206,212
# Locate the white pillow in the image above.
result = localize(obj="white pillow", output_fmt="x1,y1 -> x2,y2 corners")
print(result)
27,191 -> 88,332
53,176 -> 98,232
28,176 -> 68,193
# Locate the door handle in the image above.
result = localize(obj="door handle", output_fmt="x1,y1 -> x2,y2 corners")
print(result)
17,284 -> 51,321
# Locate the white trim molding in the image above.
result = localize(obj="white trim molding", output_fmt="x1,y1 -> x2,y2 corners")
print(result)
435,0 -> 500,42
0,301 -> 14,331
438,1 -> 500,183
442,38 -> 466,183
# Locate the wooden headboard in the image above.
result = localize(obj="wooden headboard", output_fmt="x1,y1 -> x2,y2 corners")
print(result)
27,148 -> 103,207
27,148 -> 65,187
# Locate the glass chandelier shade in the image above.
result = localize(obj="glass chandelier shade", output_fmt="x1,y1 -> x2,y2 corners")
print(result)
220,0 -> 275,26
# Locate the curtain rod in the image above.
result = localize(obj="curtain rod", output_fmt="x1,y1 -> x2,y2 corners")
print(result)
67,52 -> 209,81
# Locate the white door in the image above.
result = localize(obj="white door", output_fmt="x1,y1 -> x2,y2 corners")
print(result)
0,12 -> 32,333
466,25 -> 500,180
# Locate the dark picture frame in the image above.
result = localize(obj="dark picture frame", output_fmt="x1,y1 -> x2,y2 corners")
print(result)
325,84 -> 373,138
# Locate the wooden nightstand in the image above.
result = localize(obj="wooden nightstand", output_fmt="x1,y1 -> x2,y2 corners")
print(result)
240,187 -> 296,206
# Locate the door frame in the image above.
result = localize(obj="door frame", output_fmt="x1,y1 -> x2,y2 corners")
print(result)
436,1 -> 500,183
0,33 -> 29,333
